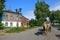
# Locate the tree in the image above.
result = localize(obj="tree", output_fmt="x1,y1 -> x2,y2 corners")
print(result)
50,10 -> 60,22
50,11 -> 55,23
0,0 -> 5,29
35,19 -> 43,26
50,10 -> 60,26
34,0 -> 50,26
0,0 -> 5,21
0,23 -> 4,29
29,19 -> 35,27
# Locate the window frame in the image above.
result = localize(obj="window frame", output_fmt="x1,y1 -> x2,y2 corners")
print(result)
10,15 -> 13,20
10,22 -> 13,26
5,22 -> 8,26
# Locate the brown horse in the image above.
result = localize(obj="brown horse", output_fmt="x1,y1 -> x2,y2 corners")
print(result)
43,21 -> 51,35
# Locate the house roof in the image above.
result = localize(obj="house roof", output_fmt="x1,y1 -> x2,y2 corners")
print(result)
4,10 -> 18,14
3,10 -> 29,21
22,16 -> 29,20
3,10 -> 23,16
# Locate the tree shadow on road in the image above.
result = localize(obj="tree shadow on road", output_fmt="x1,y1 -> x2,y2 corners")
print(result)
56,34 -> 60,39
34,29 -> 44,36
52,25 -> 59,28
57,28 -> 60,31
52,25 -> 60,31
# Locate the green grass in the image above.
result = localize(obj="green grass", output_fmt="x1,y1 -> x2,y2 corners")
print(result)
6,26 -> 38,33
6,27 -> 26,33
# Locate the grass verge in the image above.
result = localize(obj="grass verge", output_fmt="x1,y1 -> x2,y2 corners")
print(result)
6,26 -> 38,33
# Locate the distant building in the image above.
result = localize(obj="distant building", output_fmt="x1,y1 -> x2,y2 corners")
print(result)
1,10 -> 29,27
21,16 -> 29,27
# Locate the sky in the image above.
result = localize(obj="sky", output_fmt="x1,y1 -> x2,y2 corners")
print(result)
5,0 -> 60,20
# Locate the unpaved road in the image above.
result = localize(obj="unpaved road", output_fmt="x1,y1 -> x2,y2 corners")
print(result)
0,27 -> 60,40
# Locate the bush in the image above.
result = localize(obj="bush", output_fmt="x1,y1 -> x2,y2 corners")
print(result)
58,23 -> 60,27
6,27 -> 37,33
29,19 -> 35,27
0,23 -> 4,30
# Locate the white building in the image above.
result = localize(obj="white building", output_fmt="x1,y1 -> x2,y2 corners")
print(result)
1,10 -> 29,27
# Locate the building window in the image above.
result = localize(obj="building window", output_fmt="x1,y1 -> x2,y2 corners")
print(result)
16,16 -> 18,20
5,22 -> 8,26
6,14 -> 8,20
10,22 -> 13,26
16,23 -> 18,26
14,15 -> 18,20
10,15 -> 12,20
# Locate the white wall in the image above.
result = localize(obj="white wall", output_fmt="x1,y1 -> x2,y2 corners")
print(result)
2,21 -> 21,27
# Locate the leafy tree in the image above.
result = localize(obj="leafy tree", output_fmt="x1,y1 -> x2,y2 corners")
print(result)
34,0 -> 50,26
50,10 -> 60,22
55,10 -> 60,26
35,19 -> 43,26
0,23 -> 4,29
50,11 -> 55,23
0,0 -> 5,29
29,19 -> 43,27
29,19 -> 35,27
50,10 -> 60,26
0,0 -> 5,21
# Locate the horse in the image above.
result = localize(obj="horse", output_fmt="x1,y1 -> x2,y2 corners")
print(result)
43,21 -> 51,35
